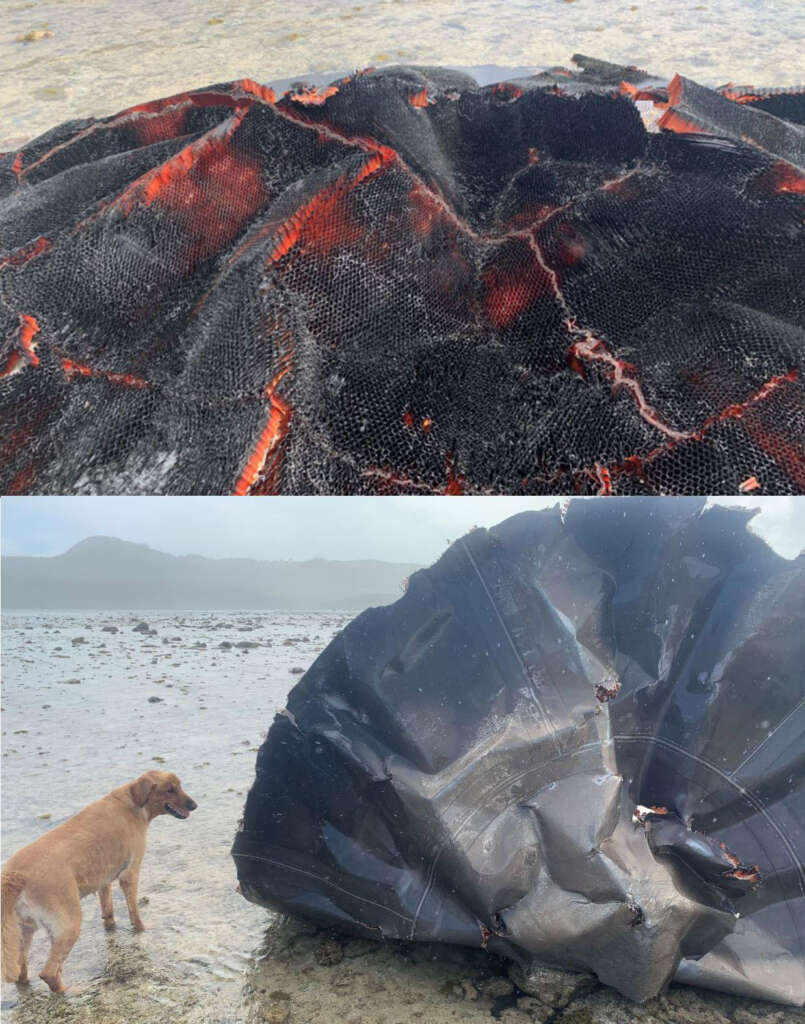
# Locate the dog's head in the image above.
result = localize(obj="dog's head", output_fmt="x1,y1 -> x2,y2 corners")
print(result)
129,770 -> 197,820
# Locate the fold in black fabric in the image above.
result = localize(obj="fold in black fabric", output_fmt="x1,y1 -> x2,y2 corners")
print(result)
1,58 -> 803,495
232,499 -> 804,1004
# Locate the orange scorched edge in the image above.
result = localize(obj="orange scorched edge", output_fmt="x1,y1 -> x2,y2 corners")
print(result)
721,89 -> 765,105
755,161 -> 805,195
718,842 -> 761,883
1,236 -> 52,270
361,455 -> 468,496
619,80 -> 667,103
725,866 -> 761,883
654,74 -> 706,134
18,315 -> 41,365
263,186 -> 346,264
666,74 -> 685,107
282,85 -> 339,106
142,144 -> 201,205
122,80 -> 273,118
233,368 -> 292,496
140,107 -> 250,207
409,88 -> 432,108
717,83 -> 805,104
262,146 -> 396,264
128,87 -> 267,147
600,368 -> 802,492
3,314 -> 42,376
17,82 -> 274,176
714,369 -> 798,422
110,80 -> 278,216
114,104 -> 254,216
593,463 -> 612,496
233,79 -> 277,105
445,452 -> 465,495
657,108 -> 706,134
60,357 -> 149,389
490,82 -> 524,101
108,81 -> 278,155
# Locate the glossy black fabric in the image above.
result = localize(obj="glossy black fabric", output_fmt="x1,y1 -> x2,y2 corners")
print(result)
232,500 -> 804,1004
1,60 -> 803,495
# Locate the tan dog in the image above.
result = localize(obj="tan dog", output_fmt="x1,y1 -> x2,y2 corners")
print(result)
1,770 -> 196,993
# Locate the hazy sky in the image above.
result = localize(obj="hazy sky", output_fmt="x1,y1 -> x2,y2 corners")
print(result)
1,497 -> 802,563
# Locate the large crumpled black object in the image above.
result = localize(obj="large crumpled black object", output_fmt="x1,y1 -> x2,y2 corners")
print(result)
1,57 -> 804,495
232,499 -> 805,1004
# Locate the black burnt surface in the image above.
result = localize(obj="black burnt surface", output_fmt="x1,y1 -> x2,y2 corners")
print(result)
1,61 -> 803,495
232,500 -> 805,1005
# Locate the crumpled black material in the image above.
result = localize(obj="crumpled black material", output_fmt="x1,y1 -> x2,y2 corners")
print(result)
1,57 -> 804,495
232,499 -> 805,1004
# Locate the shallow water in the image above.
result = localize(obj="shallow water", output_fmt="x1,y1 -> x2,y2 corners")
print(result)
2,0 -> 803,150
0,609 -> 349,1015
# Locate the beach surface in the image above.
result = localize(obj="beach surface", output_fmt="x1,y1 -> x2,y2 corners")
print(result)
2,609 -> 805,1024
0,609 -> 347,1019
2,0 -> 804,151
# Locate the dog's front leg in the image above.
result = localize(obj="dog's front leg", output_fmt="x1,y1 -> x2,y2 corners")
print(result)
118,863 -> 145,932
99,884 -> 115,929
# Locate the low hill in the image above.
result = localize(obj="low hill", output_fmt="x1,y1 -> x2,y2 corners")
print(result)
2,536 -> 420,610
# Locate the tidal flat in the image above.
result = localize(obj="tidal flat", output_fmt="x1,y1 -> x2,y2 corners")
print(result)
1,611 -> 803,1024
1,610 -> 346,1020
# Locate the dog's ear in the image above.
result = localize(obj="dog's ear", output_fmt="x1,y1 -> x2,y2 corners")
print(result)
129,772 -> 159,807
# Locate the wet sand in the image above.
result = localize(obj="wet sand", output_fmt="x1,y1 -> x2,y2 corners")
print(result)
0,610 -> 347,1017
11,916 -> 803,1024
3,610 -> 805,1023
2,0 -> 804,150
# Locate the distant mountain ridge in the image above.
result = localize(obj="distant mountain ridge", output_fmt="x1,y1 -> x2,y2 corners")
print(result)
2,536 -> 422,611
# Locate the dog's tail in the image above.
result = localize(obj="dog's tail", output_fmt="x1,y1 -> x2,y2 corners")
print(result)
1,871 -> 26,982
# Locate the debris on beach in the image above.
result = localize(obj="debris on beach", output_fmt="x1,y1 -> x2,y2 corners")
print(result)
15,29 -> 54,44
233,499 -> 805,1006
1,57 -> 803,496
5,602 -> 799,1022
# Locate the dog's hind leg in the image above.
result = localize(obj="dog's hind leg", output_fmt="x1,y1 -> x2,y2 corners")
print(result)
119,862 -> 145,932
18,921 -> 35,984
99,885 -> 115,930
1,871 -> 26,982
39,890 -> 81,993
